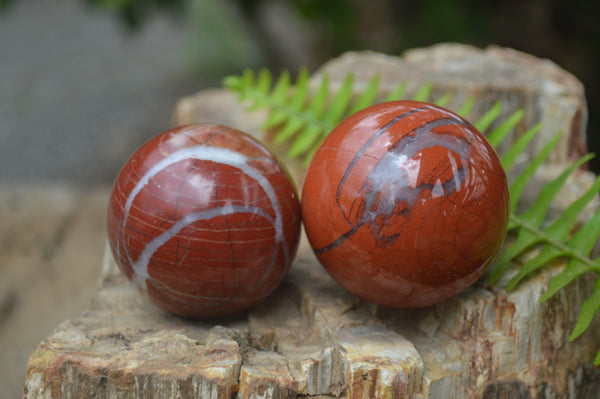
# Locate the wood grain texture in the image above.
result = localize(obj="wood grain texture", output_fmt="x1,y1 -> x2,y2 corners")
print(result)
24,236 -> 600,398
174,44 -> 588,166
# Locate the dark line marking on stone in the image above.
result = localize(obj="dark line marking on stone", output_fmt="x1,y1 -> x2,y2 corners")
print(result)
174,166 -> 194,274
321,110 -> 472,255
335,106 -> 427,226
314,222 -> 366,255
212,161 -> 238,295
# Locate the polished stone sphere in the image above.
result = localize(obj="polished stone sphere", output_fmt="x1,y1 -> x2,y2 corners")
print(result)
302,101 -> 509,308
107,124 -> 301,318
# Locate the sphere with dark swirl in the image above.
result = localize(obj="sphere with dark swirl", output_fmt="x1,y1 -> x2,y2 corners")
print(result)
302,101 -> 509,308
107,124 -> 301,318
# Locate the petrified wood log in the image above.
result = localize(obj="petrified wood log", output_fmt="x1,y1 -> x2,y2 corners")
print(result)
174,44 -> 588,178
25,45 -> 600,398
24,236 -> 600,398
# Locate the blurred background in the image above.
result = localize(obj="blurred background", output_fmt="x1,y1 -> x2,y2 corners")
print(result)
1,0 -> 599,397
1,0 -> 600,183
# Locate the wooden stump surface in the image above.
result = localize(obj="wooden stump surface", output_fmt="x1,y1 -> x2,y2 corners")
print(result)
24,45 -> 600,399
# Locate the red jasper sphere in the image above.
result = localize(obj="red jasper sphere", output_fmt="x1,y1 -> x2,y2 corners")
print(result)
107,124 -> 301,318
302,101 -> 509,308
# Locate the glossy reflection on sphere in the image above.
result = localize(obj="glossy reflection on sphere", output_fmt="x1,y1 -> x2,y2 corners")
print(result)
302,101 -> 509,308
107,124 -> 301,318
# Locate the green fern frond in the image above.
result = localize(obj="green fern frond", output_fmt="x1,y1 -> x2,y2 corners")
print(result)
486,109 -> 523,148
541,207 -> 600,299
383,82 -> 407,102
412,81 -> 434,102
348,73 -> 380,115
224,69 -> 445,164
501,122 -> 542,170
435,92 -> 452,108
570,276 -> 600,341
457,97 -> 474,117
502,155 -> 597,290
474,100 -> 502,132
224,68 -> 600,363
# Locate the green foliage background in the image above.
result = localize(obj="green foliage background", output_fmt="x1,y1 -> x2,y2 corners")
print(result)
2,0 -> 598,171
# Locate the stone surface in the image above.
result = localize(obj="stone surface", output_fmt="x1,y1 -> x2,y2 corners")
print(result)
107,124 -> 301,318
25,46 -> 600,398
302,101 -> 509,308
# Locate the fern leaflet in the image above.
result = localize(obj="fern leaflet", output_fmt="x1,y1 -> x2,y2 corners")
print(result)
224,69 -> 433,164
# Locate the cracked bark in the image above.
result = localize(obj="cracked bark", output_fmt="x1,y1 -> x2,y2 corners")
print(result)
23,237 -> 600,398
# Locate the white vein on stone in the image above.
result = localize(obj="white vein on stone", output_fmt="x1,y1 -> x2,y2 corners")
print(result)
120,145 -> 287,293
